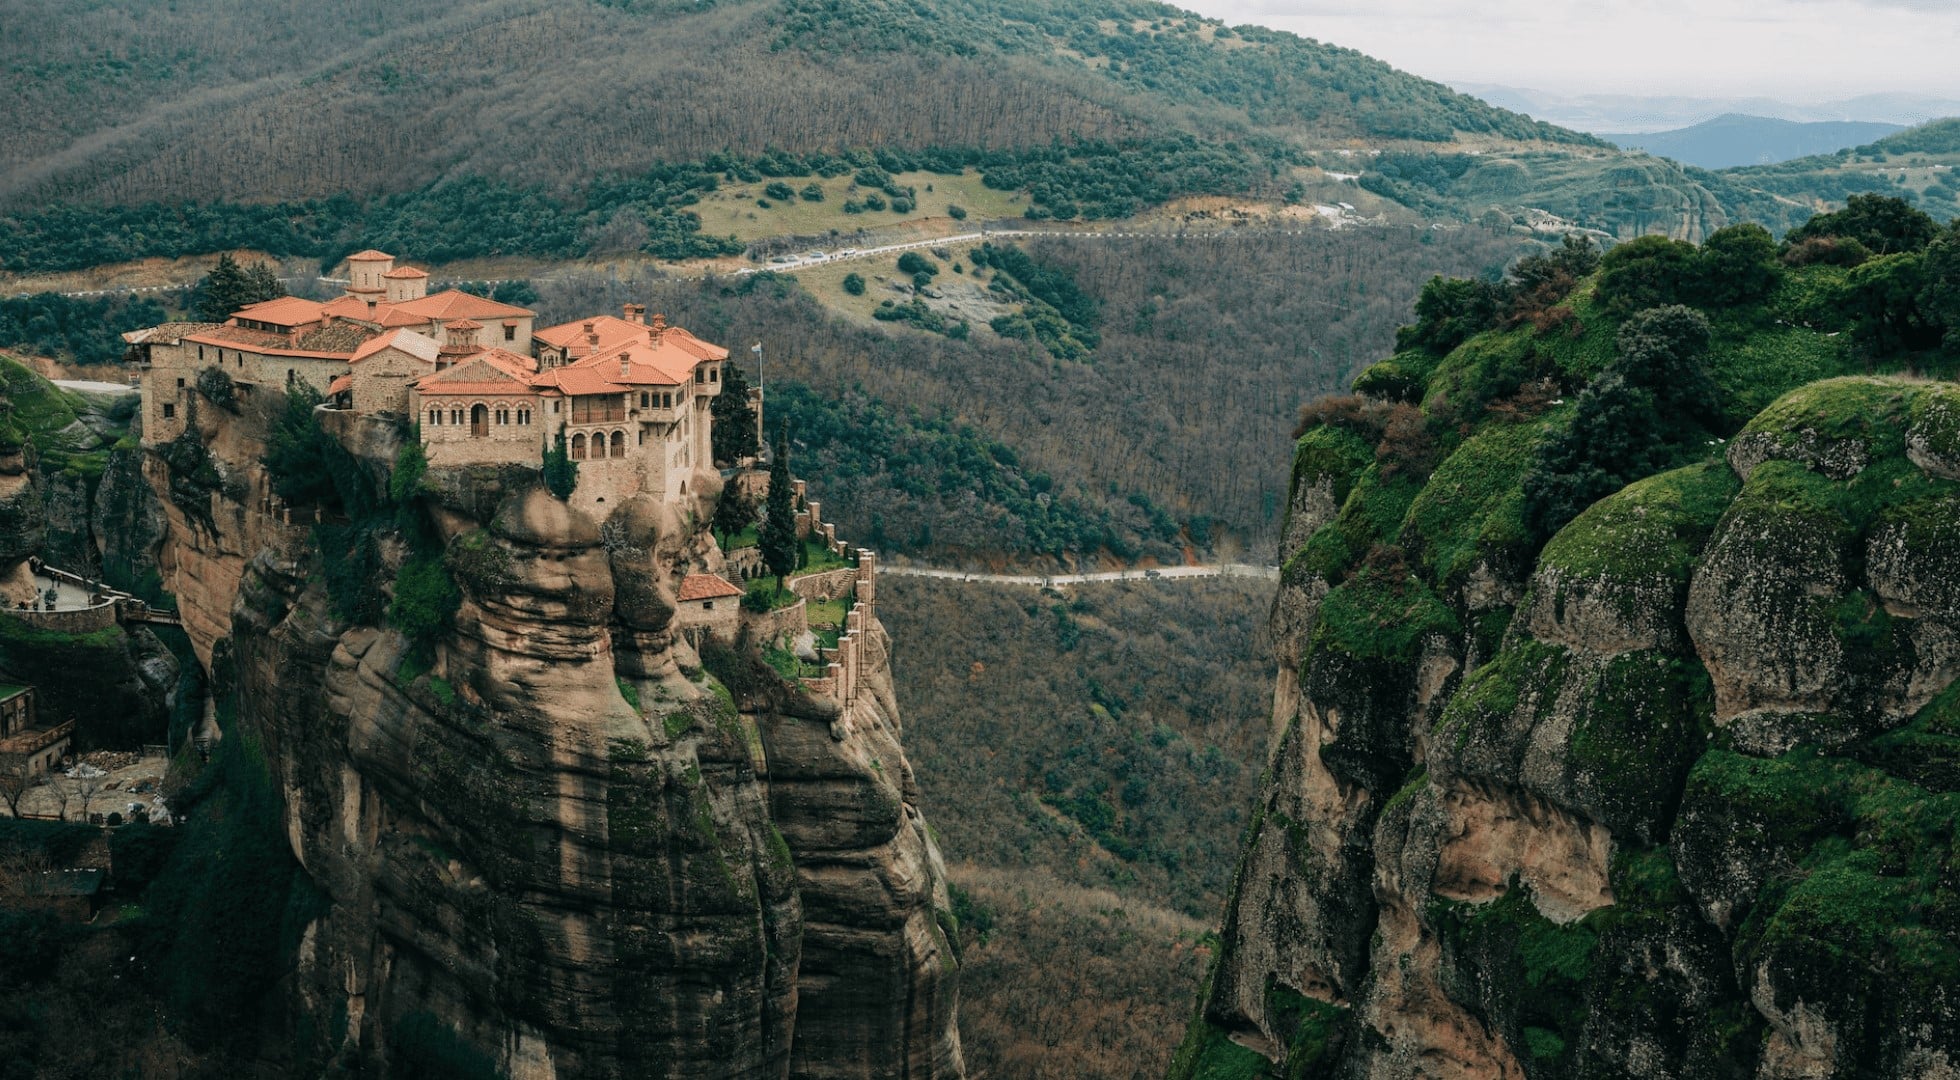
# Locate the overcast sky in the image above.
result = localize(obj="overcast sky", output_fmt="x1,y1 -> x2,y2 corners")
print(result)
1175,0 -> 1959,101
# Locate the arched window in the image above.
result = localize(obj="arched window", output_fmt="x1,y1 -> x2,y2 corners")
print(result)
570,433 -> 587,460
610,430 -> 626,458
428,408 -> 440,426
470,404 -> 488,437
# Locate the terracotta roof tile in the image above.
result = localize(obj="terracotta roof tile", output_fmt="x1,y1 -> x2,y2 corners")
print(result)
382,266 -> 429,278
393,289 -> 534,321
415,353 -> 535,395
232,296 -> 327,326
351,329 -> 441,365
346,249 -> 394,261
678,573 -> 744,601
328,374 -> 352,395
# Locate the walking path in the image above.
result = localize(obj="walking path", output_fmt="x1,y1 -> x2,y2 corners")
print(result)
879,562 -> 1278,587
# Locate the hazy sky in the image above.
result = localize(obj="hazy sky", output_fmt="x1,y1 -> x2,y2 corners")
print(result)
1175,0 -> 1960,100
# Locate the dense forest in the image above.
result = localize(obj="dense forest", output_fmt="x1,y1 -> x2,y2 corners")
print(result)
879,574 -> 1273,1077
533,227 -> 1525,562
0,0 -> 1583,210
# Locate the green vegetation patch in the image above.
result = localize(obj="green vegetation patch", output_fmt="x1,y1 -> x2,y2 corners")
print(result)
1403,418 -> 1551,589
1435,638 -> 1568,756
1538,459 -> 1739,587
1165,1019 -> 1271,1080
1311,571 -> 1458,665
1907,382 -> 1960,465
1566,650 -> 1715,842
1738,376 -> 1921,462
1291,425 -> 1375,510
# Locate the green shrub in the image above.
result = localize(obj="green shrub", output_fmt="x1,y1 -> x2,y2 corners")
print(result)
947,204 -> 967,219
388,555 -> 460,644
842,272 -> 866,296
763,181 -> 795,201
799,183 -> 824,202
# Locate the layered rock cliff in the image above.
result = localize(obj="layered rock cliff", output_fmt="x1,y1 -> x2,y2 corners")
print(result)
147,401 -> 963,1078
1175,345 -> 1960,1072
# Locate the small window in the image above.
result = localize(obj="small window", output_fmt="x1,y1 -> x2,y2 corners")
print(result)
162,403 -> 176,419
640,392 -> 649,408
504,325 -> 516,341
175,378 -> 185,388
703,601 -> 714,611
695,368 -> 705,384
198,346 -> 205,360
429,409 -> 440,426
710,367 -> 718,383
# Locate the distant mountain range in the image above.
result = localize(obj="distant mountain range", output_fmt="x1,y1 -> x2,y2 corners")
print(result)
1458,84 -> 1960,135
1602,114 -> 1906,170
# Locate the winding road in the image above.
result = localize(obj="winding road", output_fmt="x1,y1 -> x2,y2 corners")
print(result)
878,562 -> 1279,587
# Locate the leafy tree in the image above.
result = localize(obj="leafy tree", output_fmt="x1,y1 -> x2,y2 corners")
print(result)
388,555 -> 459,645
1785,193 -> 1940,256
195,366 -> 236,410
262,383 -> 340,508
760,427 -> 799,591
764,181 -> 796,201
711,361 -> 760,464
1398,275 -> 1501,353
799,183 -> 824,202
1845,253 -> 1940,353
713,483 -> 754,542
1521,305 -> 1714,543
897,251 -> 936,277
192,253 -> 284,322
491,280 -> 539,306
1917,226 -> 1960,350
542,430 -> 578,500
1595,235 -> 1699,318
947,204 -> 968,220
842,273 -> 866,296
1694,224 -> 1781,307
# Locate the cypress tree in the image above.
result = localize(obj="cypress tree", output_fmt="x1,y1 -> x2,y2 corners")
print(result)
760,426 -> 798,593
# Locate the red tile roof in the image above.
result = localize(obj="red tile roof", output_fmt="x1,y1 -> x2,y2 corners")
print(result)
445,318 -> 483,331
351,329 -> 441,365
678,573 -> 744,601
393,290 -> 535,321
535,315 -> 645,354
415,352 -> 536,396
346,249 -> 394,261
232,296 -> 327,327
530,365 -> 629,397
328,374 -> 352,395
383,266 -> 429,278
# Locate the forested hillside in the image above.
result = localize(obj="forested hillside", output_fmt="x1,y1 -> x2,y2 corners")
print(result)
532,227 -> 1526,561
0,0 -> 1584,209
0,0 -> 1850,272
879,574 -> 1273,1078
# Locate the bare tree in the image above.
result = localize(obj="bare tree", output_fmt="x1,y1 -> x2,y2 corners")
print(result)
0,841 -> 52,899
44,770 -> 74,822
0,753 -> 32,817
74,768 -> 102,822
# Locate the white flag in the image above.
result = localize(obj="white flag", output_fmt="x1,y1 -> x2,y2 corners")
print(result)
750,342 -> 762,354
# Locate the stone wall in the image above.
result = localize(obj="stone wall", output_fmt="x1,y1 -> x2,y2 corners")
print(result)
789,567 -> 858,602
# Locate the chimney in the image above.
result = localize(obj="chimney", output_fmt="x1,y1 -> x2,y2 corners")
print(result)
650,313 -> 667,346
583,320 -> 599,348
620,350 -> 632,380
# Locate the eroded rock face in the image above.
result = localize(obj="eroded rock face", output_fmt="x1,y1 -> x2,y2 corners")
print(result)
148,406 -> 962,1078
1178,378 -> 1960,1080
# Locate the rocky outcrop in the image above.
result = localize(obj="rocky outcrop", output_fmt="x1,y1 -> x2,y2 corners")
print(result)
146,400 -> 963,1078
1176,376 -> 1960,1080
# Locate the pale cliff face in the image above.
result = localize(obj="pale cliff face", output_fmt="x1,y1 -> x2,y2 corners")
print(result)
1180,378 -> 1960,1080
148,398 -> 964,1078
